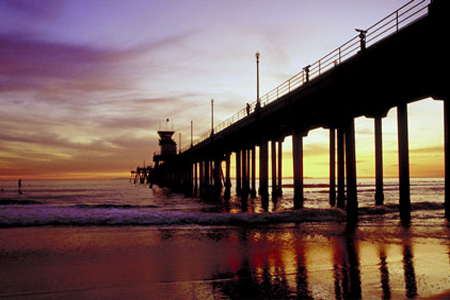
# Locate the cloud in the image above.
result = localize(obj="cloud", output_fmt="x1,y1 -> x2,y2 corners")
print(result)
0,33 -> 126,94
1,0 -> 65,20
0,29 -> 194,96
410,146 -> 443,154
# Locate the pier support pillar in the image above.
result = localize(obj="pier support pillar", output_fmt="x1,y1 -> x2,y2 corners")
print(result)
251,146 -> 257,198
209,159 -> 216,187
259,139 -> 269,209
205,160 -> 210,193
242,148 -> 248,199
194,162 -> 198,196
329,128 -> 336,207
206,161 -> 210,187
199,161 -> 204,196
277,139 -> 283,196
397,103 -> 411,224
434,97 -> 450,221
337,126 -> 346,209
345,117 -> 358,223
292,128 -> 304,209
224,154 -> 231,200
271,140 -> 277,197
445,100 -> 450,221
236,150 -> 241,195
205,160 -> 213,188
374,116 -> 385,205
247,149 -> 251,190
214,158 -> 222,195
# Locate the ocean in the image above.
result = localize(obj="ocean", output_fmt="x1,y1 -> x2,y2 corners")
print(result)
1,178 -> 450,299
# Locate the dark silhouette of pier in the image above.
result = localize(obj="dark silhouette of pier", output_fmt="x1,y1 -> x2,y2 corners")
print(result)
150,0 -> 449,224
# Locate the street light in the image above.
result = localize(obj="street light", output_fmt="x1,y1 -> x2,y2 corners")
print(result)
190,120 -> 193,147
255,52 -> 260,107
211,98 -> 214,136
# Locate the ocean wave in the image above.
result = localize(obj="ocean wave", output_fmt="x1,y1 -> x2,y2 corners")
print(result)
73,204 -> 159,209
0,207 -> 347,227
359,201 -> 444,215
0,201 -> 445,227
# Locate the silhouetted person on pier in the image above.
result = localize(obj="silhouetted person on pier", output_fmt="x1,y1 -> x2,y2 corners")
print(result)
246,103 -> 250,115
355,28 -> 367,51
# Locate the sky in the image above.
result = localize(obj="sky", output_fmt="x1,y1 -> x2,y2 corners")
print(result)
0,0 -> 443,180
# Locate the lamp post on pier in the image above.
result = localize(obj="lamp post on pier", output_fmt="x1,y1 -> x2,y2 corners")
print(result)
256,52 -> 260,109
191,120 -> 193,147
211,99 -> 214,136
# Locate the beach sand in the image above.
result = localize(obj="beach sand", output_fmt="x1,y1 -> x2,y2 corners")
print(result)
1,222 -> 450,299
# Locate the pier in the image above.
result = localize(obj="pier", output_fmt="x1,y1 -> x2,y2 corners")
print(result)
150,0 -> 449,223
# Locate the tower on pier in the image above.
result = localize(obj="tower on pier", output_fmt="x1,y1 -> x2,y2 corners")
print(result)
157,129 -> 177,156
153,119 -> 177,166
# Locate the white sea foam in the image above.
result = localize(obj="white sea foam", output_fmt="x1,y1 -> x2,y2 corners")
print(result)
0,201 -> 446,227
0,206 -> 348,227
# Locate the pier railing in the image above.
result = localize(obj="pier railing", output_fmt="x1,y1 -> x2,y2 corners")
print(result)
182,0 -> 430,153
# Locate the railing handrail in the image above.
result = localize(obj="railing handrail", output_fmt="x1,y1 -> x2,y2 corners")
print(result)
181,0 -> 430,153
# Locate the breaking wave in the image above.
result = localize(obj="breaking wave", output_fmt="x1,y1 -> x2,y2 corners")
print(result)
0,201 -> 445,227
73,204 -> 159,209
359,201 -> 444,215
0,207 -> 346,227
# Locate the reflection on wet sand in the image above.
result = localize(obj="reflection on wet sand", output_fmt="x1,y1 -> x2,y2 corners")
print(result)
295,234 -> 312,300
378,246 -> 391,300
333,229 -> 362,300
403,232 -> 418,299
208,226 -> 449,300
211,229 -> 296,299
1,226 -> 450,299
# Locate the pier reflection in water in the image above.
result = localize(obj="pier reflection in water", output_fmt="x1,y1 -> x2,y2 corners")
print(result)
206,225 -> 450,300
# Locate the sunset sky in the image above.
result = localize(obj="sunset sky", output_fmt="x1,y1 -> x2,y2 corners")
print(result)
0,0 -> 443,180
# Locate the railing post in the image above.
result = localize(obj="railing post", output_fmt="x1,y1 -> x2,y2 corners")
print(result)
396,11 -> 399,32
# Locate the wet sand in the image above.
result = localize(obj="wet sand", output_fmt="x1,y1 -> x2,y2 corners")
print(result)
1,223 -> 450,299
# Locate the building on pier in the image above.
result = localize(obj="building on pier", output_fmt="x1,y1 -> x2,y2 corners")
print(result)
153,129 -> 177,165
151,126 -> 180,188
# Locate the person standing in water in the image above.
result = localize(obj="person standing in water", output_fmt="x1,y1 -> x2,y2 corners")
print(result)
18,179 -> 22,194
